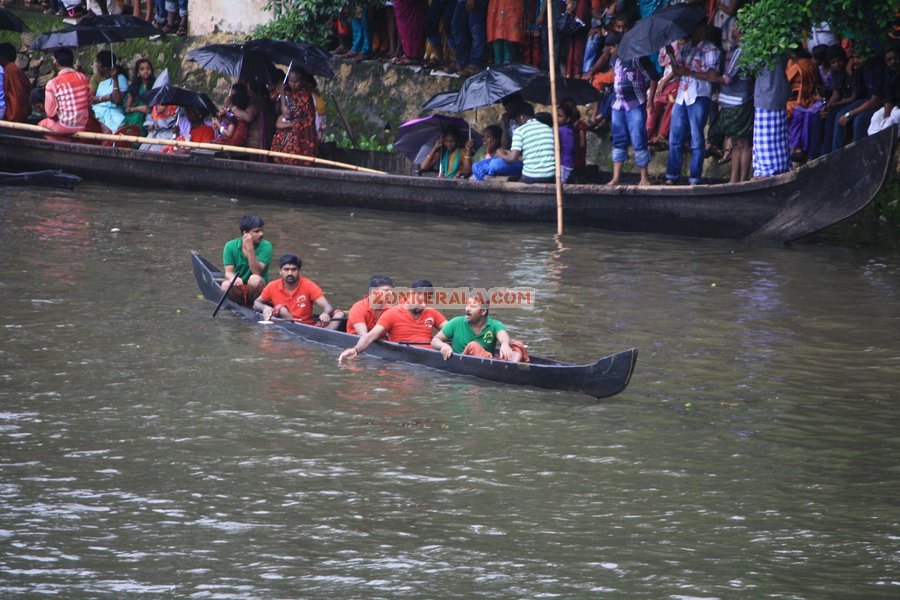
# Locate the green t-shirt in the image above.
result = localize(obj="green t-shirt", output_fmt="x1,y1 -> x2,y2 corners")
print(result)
222,237 -> 273,282
441,316 -> 507,354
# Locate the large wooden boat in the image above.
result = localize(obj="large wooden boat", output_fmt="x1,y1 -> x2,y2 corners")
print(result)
1,125 -> 895,243
192,252 -> 637,399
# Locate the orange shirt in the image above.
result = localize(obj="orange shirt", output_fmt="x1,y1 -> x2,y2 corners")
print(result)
347,296 -> 378,334
3,62 -> 32,123
375,306 -> 447,346
259,277 -> 323,324
190,124 -> 215,143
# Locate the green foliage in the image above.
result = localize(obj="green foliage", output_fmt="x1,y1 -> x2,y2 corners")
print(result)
325,130 -> 393,152
254,0 -> 343,46
737,0 -> 897,73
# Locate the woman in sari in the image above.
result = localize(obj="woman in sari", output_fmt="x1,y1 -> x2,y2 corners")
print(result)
420,126 -> 471,178
123,58 -> 155,136
91,51 -> 128,134
270,69 -> 317,166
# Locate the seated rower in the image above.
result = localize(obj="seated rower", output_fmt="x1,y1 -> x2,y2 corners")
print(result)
253,253 -> 345,330
431,294 -> 529,363
346,275 -> 395,336
338,279 -> 447,363
221,214 -> 272,306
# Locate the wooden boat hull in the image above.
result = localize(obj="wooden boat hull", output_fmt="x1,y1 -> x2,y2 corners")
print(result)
1,125 -> 894,243
192,252 -> 637,399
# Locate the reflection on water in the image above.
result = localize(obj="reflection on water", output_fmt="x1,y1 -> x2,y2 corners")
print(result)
0,183 -> 898,597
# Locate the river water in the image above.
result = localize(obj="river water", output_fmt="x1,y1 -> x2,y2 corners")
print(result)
1,183 -> 898,598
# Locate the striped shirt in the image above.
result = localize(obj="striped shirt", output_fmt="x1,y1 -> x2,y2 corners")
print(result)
510,118 -> 556,179
612,56 -> 659,112
0,65 -> 5,120
719,46 -> 753,107
45,68 -> 91,130
674,41 -> 721,106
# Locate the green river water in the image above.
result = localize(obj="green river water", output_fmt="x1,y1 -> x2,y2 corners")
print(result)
0,183 -> 898,598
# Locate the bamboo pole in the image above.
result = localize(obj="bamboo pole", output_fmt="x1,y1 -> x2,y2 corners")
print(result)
545,0 -> 565,236
0,121 -> 387,175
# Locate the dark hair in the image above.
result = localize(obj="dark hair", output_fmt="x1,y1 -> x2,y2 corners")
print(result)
704,25 -> 722,49
410,279 -> 433,290
369,275 -> 394,288
239,214 -> 264,233
0,42 -> 16,64
441,125 -> 462,144
95,50 -> 117,68
559,102 -> 579,123
534,111 -> 553,126
278,253 -> 302,269
812,44 -> 829,63
54,48 -> 74,68
129,58 -> 155,96
483,124 -> 502,140
231,86 -> 250,110
826,45 -> 847,63
517,102 -> 535,117
501,92 -> 523,108
794,47 -> 812,59
30,87 -> 45,105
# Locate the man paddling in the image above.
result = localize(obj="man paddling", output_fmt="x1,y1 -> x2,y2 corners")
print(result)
338,279 -> 447,363
253,253 -> 345,329
221,214 -> 272,306
346,275 -> 395,336
431,294 -> 528,363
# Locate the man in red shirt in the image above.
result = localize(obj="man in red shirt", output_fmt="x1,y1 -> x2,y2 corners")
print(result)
253,254 -> 344,329
39,48 -> 91,139
338,279 -> 447,362
346,275 -> 394,336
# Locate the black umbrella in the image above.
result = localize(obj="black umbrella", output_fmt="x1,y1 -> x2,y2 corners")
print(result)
244,38 -> 334,79
422,63 -> 542,112
420,90 -> 458,111
187,44 -> 284,85
617,4 -> 707,61
137,84 -> 218,115
520,75 -> 603,105
0,7 -> 28,32
31,14 -> 158,56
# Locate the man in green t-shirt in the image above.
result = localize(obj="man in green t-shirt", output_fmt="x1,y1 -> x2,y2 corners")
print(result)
221,214 -> 273,306
431,294 -> 525,363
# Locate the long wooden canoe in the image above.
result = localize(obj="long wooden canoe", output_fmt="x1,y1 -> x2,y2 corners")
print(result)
192,252 -> 638,399
2,125 -> 895,243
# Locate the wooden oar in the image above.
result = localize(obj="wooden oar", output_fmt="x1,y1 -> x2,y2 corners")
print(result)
0,121 -> 387,175
212,274 -> 239,317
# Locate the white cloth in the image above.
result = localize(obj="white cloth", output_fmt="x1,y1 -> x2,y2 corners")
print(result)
867,107 -> 900,136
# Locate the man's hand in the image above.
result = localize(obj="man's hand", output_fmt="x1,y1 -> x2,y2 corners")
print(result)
338,347 -> 358,364
241,231 -> 254,252
498,342 -> 514,361
262,305 -> 274,320
838,113 -> 851,127
439,343 -> 453,361
318,312 -> 331,325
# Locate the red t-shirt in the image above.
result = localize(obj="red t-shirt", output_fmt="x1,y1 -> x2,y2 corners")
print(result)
259,277 -> 323,324
190,124 -> 216,143
347,296 -> 377,334
375,306 -> 447,346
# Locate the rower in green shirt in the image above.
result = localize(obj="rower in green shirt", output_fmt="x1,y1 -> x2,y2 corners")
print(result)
431,294 -> 526,363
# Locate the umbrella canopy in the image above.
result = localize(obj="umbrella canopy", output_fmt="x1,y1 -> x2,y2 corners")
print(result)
394,114 -> 482,164
0,7 -> 28,32
187,44 -> 285,85
520,75 -> 603,105
420,90 -> 459,112
423,63 -> 542,112
136,84 -> 218,115
244,38 -> 334,79
617,4 -> 707,61
30,14 -> 158,51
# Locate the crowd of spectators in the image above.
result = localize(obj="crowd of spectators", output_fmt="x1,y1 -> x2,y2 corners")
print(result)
2,0 -> 188,36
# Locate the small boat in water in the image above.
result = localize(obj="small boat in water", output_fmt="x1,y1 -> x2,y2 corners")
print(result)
192,252 -> 638,399
2,125 -> 895,243
0,169 -> 80,189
